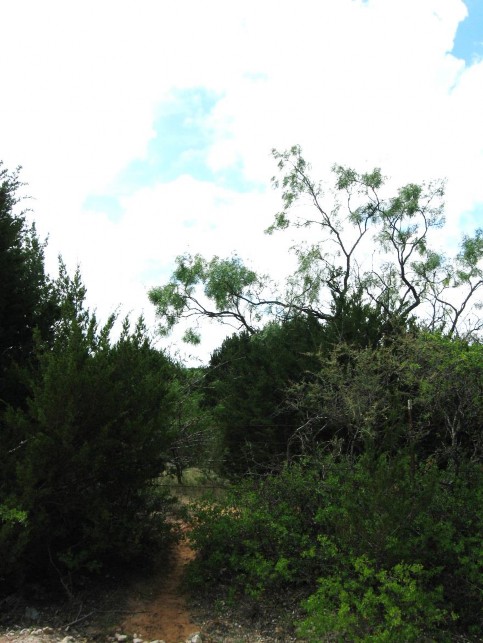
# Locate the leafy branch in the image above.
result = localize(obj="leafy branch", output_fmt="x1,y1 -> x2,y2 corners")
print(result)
149,146 -> 483,343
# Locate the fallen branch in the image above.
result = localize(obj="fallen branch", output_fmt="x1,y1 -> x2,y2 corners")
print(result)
64,610 -> 95,630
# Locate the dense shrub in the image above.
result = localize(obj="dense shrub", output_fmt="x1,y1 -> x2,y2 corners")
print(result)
205,317 -> 326,476
298,558 -> 448,642
188,455 -> 482,638
188,465 -> 323,596
0,270 -> 177,594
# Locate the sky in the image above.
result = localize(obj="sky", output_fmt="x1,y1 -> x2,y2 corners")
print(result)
1,0 -> 482,363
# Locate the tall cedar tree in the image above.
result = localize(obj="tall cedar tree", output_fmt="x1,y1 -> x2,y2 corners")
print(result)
206,316 -> 327,476
1,163 -> 59,569
0,162 -> 58,408
1,266 -> 176,591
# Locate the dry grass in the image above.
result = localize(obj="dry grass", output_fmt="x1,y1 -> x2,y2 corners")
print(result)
159,467 -> 229,502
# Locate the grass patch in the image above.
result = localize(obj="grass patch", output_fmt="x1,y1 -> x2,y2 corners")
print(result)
159,467 -> 229,502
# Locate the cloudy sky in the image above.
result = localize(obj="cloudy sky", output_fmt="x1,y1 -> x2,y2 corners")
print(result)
1,0 -> 482,361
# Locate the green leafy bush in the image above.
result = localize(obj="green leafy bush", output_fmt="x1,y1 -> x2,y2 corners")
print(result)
188,455 -> 482,637
298,557 -> 447,642
188,465 -> 324,596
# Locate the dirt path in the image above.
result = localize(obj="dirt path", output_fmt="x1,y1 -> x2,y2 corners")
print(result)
118,534 -> 200,643
0,524 -> 296,643
0,529 -> 201,643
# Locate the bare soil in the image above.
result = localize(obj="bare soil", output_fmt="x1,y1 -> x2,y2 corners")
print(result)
0,522 -> 299,643
118,530 -> 200,642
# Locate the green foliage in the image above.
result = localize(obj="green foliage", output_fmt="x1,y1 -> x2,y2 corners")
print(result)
0,162 -> 59,409
205,317 -> 326,476
0,266 -> 177,592
202,294 -> 397,477
151,146 -> 482,343
188,466 -> 322,596
406,333 -> 483,463
0,505 -> 27,525
188,454 -> 482,637
182,328 -> 201,345
287,331 -> 483,462
3,154 -> 481,643
0,164 -> 61,588
191,323 -> 482,636
164,365 -> 221,482
298,558 -> 447,642
149,253 -> 263,337
158,148 -> 482,638
458,228 -> 483,268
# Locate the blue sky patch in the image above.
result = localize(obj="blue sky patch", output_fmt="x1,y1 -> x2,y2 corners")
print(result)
83,194 -> 124,220
83,87 -> 262,220
451,0 -> 483,65
119,87 -> 219,189
459,203 -> 483,232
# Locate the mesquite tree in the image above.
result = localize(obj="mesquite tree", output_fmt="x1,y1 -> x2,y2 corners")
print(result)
149,146 -> 482,343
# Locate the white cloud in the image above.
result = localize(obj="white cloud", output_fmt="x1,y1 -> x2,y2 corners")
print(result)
1,0 -> 481,361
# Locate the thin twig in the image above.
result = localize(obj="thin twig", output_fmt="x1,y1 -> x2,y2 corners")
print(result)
65,609 -> 148,630
64,609 -> 95,630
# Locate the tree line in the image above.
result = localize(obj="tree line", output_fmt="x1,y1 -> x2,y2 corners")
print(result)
152,147 -> 482,639
1,151 -> 482,639
0,163 -> 188,593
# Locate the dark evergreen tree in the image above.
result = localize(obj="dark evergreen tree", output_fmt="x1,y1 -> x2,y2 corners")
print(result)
0,162 -> 58,409
206,316 -> 326,476
0,163 -> 59,569
1,266 -> 176,593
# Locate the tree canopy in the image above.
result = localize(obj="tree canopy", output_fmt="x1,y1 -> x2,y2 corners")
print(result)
0,163 -> 58,408
0,165 -> 179,594
149,146 -> 483,344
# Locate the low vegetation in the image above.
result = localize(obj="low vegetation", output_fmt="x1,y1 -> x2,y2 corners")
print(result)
188,456 -> 481,640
